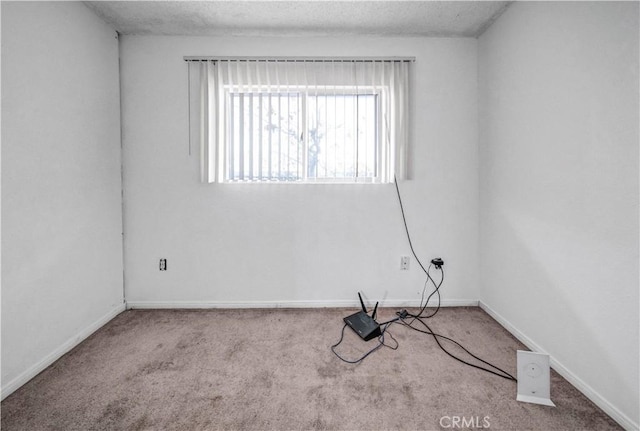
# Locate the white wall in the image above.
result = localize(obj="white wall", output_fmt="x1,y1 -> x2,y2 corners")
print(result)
120,36 -> 478,307
1,2 -> 124,397
478,2 -> 639,429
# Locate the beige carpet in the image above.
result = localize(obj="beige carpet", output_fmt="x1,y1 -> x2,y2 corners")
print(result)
1,307 -> 621,430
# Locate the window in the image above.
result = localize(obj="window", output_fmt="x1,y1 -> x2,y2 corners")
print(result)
228,91 -> 377,182
187,58 -> 410,184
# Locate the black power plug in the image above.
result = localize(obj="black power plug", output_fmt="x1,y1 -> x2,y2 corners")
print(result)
431,257 -> 444,269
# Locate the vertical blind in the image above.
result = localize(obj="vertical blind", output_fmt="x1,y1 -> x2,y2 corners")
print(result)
187,58 -> 411,183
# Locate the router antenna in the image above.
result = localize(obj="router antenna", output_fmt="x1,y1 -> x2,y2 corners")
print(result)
372,302 -> 379,320
358,292 -> 368,314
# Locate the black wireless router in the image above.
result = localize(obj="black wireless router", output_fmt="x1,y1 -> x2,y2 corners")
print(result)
343,292 -> 381,341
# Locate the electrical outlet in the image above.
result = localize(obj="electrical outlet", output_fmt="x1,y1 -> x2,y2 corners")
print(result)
400,256 -> 410,270
159,259 -> 167,271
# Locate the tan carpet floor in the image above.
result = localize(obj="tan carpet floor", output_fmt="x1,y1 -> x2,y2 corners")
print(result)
1,307 -> 622,430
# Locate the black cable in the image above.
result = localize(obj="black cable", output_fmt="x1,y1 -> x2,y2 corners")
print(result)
400,315 -> 517,381
331,323 -> 398,364
332,316 -> 516,381
411,264 -> 444,319
331,176 -> 516,381
394,175 -> 444,319
392,176 -> 515,381
393,176 -> 437,286
385,330 -> 399,349
377,316 -> 401,325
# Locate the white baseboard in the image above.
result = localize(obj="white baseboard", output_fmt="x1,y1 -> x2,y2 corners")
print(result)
1,302 -> 126,401
479,300 -> 639,431
126,298 -> 479,310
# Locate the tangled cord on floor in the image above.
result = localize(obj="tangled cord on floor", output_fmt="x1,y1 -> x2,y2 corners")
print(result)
330,177 -> 517,382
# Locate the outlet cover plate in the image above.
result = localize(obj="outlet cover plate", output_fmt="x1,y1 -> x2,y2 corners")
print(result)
516,350 -> 555,407
400,256 -> 410,270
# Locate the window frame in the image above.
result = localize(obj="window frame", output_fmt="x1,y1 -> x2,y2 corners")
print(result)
221,85 -> 385,184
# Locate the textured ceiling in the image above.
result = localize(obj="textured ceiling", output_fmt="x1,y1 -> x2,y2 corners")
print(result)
83,1 -> 512,38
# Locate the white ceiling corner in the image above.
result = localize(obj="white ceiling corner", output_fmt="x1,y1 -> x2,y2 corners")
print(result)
83,1 -> 512,38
